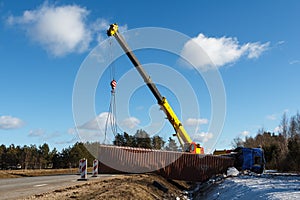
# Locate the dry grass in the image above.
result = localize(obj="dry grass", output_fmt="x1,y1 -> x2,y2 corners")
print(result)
0,168 -> 79,179
25,174 -> 190,200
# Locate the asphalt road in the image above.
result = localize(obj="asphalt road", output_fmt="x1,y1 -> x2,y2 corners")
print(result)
0,174 -> 114,200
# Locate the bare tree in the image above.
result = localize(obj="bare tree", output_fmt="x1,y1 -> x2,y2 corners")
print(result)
281,112 -> 289,139
231,137 -> 244,149
289,116 -> 297,138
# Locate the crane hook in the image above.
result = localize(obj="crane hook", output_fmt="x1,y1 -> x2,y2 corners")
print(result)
110,79 -> 117,92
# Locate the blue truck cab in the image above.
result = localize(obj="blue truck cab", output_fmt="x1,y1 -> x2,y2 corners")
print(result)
234,147 -> 265,174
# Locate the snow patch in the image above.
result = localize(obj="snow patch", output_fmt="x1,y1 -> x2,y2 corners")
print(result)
226,167 -> 239,177
204,173 -> 300,199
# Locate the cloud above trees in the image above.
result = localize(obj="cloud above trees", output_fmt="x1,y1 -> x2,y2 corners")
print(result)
0,115 -> 24,130
181,33 -> 269,70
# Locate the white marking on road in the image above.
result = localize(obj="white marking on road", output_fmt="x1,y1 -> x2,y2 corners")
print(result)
33,184 -> 48,187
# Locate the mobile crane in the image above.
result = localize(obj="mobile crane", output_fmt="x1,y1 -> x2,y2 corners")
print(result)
107,24 -> 204,154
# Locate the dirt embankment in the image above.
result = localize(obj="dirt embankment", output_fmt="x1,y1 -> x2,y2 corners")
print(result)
25,174 -> 192,200
1,169 -> 195,199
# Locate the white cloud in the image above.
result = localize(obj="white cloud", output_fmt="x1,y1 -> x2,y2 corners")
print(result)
90,18 -> 110,43
240,131 -> 250,136
118,24 -> 128,33
181,33 -> 269,70
67,128 -> 76,135
55,138 -> 78,145
91,18 -> 109,32
0,115 -> 24,129
266,114 -> 277,121
289,60 -> 300,65
184,118 -> 208,126
78,112 -> 110,130
277,40 -> 285,45
244,42 -> 270,59
77,129 -> 103,142
136,106 -> 144,111
7,3 -> 92,56
121,117 -> 140,129
28,129 -> 45,137
274,126 -> 282,133
193,132 -> 213,143
7,3 -> 128,57
75,112 -> 123,142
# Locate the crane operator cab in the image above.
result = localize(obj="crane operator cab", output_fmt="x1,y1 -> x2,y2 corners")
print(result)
189,142 -> 204,154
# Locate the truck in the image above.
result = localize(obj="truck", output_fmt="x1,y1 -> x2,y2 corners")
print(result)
214,147 -> 266,174
107,23 -> 204,154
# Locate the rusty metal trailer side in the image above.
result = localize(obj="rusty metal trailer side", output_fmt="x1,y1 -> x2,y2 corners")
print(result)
98,145 -> 234,182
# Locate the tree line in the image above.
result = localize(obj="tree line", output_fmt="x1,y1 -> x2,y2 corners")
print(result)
113,129 -> 179,151
0,142 -> 95,170
0,129 -> 179,170
232,112 -> 300,172
2,112 -> 299,172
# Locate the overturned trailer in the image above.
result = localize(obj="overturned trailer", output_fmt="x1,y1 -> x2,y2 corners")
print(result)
97,145 -> 234,182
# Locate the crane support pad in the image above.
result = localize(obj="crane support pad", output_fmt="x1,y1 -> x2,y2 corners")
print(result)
97,145 -> 234,182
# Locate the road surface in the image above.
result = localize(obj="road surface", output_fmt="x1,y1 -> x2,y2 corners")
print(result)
0,174 -> 114,200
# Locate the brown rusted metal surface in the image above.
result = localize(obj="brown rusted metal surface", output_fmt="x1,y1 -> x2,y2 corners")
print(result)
98,145 -> 234,182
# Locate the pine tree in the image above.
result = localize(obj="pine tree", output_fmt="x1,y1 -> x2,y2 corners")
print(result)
165,137 -> 179,151
135,129 -> 152,149
152,136 -> 165,150
113,133 -> 126,146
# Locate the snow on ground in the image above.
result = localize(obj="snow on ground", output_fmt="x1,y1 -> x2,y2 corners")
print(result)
203,172 -> 300,200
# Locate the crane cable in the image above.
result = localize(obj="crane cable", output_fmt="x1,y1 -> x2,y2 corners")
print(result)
104,39 -> 118,143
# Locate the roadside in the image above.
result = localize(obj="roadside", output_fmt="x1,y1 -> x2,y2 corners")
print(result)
0,170 -> 194,199
0,169 -> 79,179
24,174 -> 191,200
4,169 -> 299,200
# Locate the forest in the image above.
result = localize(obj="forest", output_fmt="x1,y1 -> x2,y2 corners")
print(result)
232,112 -> 300,171
0,129 -> 178,170
0,113 -> 299,172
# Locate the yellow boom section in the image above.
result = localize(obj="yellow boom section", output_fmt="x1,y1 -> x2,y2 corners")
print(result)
160,97 -> 192,149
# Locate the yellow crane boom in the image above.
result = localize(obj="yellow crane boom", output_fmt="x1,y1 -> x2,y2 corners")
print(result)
107,24 -> 204,154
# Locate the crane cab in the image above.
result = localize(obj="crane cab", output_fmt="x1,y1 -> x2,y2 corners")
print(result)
189,142 -> 204,154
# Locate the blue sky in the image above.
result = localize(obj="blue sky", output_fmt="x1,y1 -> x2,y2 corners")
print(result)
0,1 -> 299,152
